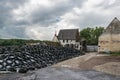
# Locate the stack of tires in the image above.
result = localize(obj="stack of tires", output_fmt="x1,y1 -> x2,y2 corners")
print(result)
0,44 -> 82,73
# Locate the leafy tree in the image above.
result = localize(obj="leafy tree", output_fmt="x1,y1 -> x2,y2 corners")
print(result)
80,27 -> 104,45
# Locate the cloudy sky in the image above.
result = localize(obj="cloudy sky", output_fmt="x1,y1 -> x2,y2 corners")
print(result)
0,0 -> 120,40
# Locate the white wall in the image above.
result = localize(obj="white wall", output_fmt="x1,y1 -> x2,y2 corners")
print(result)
52,36 -> 59,42
59,40 -> 81,50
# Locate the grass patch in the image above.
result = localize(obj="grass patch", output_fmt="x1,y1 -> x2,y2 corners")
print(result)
110,51 -> 120,56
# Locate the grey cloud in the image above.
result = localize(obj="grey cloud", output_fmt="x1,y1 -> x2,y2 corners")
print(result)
29,0 -> 84,27
0,0 -> 120,39
97,0 -> 120,9
66,0 -> 120,30
79,14 -> 108,28
69,13 -> 117,30
0,0 -> 28,38
14,20 -> 30,26
0,0 -> 28,28
6,27 -> 26,38
0,3 -> 12,28
0,0 -> 28,8
0,26 -> 28,39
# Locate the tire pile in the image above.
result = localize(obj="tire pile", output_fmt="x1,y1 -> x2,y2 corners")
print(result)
0,44 -> 82,73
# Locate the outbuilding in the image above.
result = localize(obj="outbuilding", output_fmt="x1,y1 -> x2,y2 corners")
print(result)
98,17 -> 120,52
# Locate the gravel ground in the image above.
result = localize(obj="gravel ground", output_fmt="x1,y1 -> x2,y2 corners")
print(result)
0,67 -> 120,80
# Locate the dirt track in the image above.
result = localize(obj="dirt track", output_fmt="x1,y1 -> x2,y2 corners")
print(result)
53,52 -> 120,76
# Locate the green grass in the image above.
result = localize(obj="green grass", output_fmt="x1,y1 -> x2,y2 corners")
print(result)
0,39 -> 61,47
110,51 -> 120,56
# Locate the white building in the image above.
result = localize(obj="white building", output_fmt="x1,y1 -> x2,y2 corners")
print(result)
52,33 -> 59,42
57,29 -> 84,50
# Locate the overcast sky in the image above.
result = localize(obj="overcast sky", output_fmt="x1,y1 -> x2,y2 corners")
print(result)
0,0 -> 120,40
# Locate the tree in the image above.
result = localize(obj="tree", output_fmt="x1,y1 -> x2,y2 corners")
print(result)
80,27 -> 104,45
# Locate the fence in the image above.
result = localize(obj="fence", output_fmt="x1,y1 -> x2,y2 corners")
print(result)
87,45 -> 98,52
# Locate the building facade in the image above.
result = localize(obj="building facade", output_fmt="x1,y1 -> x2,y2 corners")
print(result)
58,29 -> 81,50
98,17 -> 120,52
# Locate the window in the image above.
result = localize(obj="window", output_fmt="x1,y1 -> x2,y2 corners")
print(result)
80,47 -> 82,50
75,44 -> 79,48
66,40 -> 68,43
80,42 -> 82,45
63,40 -> 65,43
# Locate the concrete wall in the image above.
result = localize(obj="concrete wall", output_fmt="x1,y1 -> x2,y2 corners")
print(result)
87,45 -> 98,52
110,34 -> 120,52
98,34 -> 120,52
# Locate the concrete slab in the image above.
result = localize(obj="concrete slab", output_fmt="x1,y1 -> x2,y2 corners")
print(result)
0,67 -> 119,80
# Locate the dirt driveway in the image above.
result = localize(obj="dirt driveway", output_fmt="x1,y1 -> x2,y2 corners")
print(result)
53,52 -> 120,76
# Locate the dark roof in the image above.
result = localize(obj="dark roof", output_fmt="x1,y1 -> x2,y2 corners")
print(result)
103,17 -> 120,34
58,29 -> 80,40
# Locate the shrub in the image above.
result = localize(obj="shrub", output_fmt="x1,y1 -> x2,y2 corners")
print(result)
110,51 -> 120,56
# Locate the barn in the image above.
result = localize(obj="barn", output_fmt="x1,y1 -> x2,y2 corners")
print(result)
98,17 -> 120,53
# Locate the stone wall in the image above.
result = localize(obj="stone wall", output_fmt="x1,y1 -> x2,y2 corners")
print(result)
98,34 -> 120,52
110,34 -> 120,51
